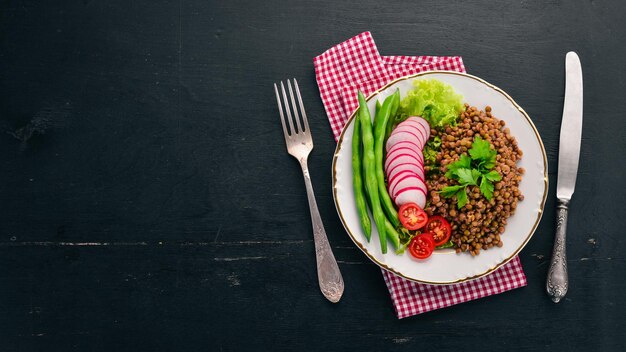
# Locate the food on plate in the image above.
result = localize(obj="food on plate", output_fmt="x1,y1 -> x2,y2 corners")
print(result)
373,90 -> 401,227
356,91 -> 388,253
384,219 -> 401,250
424,216 -> 451,246
385,116 -> 430,208
439,135 -> 501,208
424,104 -> 524,255
398,78 -> 464,128
352,79 -> 524,258
398,203 -> 428,231
408,232 -> 435,259
351,115 -> 372,240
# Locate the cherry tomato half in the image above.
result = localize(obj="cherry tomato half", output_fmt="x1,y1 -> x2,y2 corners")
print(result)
398,203 -> 428,231
408,233 -> 435,259
425,216 -> 452,246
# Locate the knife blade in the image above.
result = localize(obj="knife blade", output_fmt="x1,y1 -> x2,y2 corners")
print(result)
546,51 -> 583,303
556,52 -> 584,201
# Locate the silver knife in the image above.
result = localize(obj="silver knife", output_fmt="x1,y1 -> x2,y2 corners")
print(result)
546,52 -> 583,303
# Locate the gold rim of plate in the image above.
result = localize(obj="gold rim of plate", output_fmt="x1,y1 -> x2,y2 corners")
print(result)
331,70 -> 549,285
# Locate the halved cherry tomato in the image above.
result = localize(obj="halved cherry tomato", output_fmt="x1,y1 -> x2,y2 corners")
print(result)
420,232 -> 435,247
398,203 -> 428,231
425,216 -> 452,246
408,233 -> 435,259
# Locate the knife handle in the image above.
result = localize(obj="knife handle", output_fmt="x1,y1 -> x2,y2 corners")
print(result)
546,199 -> 569,303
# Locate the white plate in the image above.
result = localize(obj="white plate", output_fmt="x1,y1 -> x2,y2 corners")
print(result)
332,71 -> 548,284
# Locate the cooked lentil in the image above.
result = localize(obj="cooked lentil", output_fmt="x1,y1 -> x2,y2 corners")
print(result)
424,104 -> 524,255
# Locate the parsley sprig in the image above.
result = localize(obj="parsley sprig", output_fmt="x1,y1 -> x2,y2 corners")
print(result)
441,136 -> 502,209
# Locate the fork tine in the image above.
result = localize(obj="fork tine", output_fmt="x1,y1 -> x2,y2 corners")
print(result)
287,80 -> 303,133
280,81 -> 296,136
274,83 -> 290,139
293,79 -> 309,132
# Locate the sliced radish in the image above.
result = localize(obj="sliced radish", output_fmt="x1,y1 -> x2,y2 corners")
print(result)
385,159 -> 424,177
385,125 -> 425,148
387,163 -> 425,182
389,173 -> 425,198
396,119 -> 428,138
387,145 -> 424,164
393,124 -> 427,146
383,116 -> 431,209
406,116 -> 431,141
392,182 -> 427,199
403,118 -> 430,143
388,169 -> 424,187
388,170 -> 424,192
385,147 -> 423,168
390,175 -> 421,197
385,138 -> 424,159
384,153 -> 423,174
394,187 -> 427,208
393,179 -> 427,197
386,130 -> 424,151
387,141 -> 423,156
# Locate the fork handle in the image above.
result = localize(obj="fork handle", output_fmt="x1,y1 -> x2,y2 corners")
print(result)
300,159 -> 344,303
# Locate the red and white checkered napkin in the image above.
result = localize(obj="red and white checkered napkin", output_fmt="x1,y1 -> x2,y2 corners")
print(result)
314,32 -> 527,318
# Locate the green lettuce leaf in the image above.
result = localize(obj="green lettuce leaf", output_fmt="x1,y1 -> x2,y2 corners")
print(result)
435,240 -> 455,249
398,79 -> 464,128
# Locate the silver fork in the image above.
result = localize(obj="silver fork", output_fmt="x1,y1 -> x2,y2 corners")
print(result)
274,79 -> 344,303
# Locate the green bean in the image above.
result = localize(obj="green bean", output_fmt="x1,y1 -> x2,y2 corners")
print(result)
352,113 -> 371,240
385,220 -> 401,250
384,89 -> 401,144
357,91 -> 387,254
373,92 -> 400,228
390,89 -> 400,116
363,166 -> 400,251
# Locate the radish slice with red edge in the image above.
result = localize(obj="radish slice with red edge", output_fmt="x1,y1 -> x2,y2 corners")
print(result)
394,187 -> 427,208
386,145 -> 424,163
390,175 -> 426,198
384,154 -> 424,175
384,148 -> 424,171
386,163 -> 425,183
392,124 -> 428,147
389,173 -> 425,197
387,141 -> 424,156
406,116 -> 431,140
386,129 -> 425,150
388,169 -> 425,189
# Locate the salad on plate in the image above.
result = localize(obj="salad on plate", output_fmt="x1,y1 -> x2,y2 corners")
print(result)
353,79 -> 525,260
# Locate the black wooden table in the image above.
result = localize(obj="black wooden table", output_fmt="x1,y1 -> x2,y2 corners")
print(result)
1,1 -> 625,351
